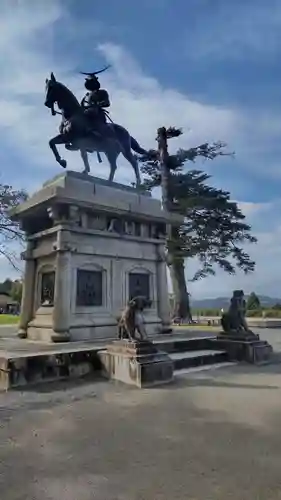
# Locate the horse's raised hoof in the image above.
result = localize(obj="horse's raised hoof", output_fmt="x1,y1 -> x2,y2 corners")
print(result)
59,159 -> 67,168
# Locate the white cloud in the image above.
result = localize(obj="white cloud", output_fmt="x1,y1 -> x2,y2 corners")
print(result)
0,0 -> 277,188
0,0 -> 280,297
183,0 -> 281,61
237,201 -> 273,217
97,43 -> 240,153
0,0 -> 243,191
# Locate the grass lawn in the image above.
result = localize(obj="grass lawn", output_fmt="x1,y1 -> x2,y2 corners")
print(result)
0,314 -> 19,325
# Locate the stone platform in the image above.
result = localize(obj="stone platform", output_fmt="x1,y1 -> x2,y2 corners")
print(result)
1,330 -> 271,391
214,333 -> 273,365
0,336 -> 174,390
0,338 -> 107,391
0,332 -> 217,390
98,339 -> 174,388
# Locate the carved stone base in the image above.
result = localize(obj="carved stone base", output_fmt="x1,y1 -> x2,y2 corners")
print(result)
51,332 -> 70,343
26,326 -> 70,343
220,329 -> 259,341
215,335 -> 273,365
98,339 -> 174,388
17,329 -> 27,339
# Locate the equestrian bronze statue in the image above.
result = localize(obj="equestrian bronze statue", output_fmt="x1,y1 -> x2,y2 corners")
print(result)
44,67 -> 148,186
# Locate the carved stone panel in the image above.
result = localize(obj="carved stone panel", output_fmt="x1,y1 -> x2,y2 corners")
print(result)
134,222 -> 141,236
141,223 -> 150,238
76,269 -> 103,307
107,217 -> 123,234
40,271 -> 55,306
88,214 -> 107,231
153,223 -> 166,239
129,272 -> 150,301
124,220 -> 134,235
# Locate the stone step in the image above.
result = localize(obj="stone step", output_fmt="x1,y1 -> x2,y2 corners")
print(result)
174,361 -> 237,376
153,336 -> 217,353
169,349 -> 229,371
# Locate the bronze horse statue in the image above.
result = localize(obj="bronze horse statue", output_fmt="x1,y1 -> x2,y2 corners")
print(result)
44,72 -> 148,185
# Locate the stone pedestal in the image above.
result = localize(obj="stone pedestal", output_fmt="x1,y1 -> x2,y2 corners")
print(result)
98,340 -> 174,387
11,171 -> 181,342
18,241 -> 36,338
51,240 -> 71,342
215,333 -> 273,365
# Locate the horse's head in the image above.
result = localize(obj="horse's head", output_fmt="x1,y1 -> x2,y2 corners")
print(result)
45,72 -> 80,118
45,72 -> 59,115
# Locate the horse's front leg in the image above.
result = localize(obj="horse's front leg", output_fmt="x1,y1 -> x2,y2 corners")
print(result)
49,134 -> 67,169
80,148 -> 91,174
105,150 -> 119,182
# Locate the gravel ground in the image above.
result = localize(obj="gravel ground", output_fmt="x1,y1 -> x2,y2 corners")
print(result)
1,327 -> 281,499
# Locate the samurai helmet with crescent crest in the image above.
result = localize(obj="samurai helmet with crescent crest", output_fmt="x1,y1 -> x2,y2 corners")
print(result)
80,65 -> 111,91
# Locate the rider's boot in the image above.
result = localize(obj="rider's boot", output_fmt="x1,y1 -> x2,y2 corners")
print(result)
65,143 -> 79,151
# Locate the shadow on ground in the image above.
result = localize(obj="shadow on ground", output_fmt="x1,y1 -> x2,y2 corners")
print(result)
1,366 -> 281,500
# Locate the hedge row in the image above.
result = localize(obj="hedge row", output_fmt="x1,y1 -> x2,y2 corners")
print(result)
193,308 -> 281,318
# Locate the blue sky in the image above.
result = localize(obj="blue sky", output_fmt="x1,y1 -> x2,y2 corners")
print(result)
1,0 -> 281,299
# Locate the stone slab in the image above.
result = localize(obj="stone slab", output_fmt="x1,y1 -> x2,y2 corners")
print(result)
11,170 -> 181,224
0,339 -> 109,390
0,331 -> 207,358
43,171 -> 151,195
0,349 -> 102,391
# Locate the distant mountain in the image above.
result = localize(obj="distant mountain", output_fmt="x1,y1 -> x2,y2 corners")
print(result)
190,295 -> 281,309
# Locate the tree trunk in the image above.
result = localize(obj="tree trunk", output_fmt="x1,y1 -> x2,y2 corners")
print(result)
157,127 -> 172,212
169,256 -> 192,322
156,126 -> 192,322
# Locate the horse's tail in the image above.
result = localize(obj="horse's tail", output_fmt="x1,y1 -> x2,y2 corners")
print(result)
130,136 -> 148,156
112,123 -> 149,156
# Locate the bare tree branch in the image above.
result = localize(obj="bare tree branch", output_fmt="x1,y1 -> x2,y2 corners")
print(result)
0,184 -> 27,269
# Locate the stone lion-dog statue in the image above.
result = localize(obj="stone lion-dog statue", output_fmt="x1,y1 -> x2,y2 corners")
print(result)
221,289 -> 257,337
118,295 -> 152,341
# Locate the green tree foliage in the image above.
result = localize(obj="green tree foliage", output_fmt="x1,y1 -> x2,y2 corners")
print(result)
271,303 -> 281,310
246,292 -> 261,310
0,278 -> 13,294
140,128 -> 257,319
10,280 -> 22,303
0,183 -> 27,268
0,278 -> 22,303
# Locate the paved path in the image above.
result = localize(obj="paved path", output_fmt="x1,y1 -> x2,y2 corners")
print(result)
1,363 -> 281,499
0,326 -> 281,499
0,324 -> 17,337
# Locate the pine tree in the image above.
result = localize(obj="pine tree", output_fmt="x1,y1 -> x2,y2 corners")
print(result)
246,292 -> 261,310
140,127 -> 257,320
